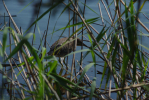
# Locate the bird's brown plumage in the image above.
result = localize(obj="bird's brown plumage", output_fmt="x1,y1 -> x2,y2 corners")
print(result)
47,37 -> 87,57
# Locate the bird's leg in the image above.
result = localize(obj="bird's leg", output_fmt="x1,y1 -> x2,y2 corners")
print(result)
63,57 -> 67,66
59,57 -> 64,67
59,57 -> 69,75
61,57 -> 64,65
58,57 -> 64,76
63,57 -> 69,72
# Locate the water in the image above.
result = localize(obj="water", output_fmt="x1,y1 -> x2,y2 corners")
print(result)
0,0 -> 149,99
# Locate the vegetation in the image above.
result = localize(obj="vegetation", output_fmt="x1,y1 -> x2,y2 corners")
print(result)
0,0 -> 149,99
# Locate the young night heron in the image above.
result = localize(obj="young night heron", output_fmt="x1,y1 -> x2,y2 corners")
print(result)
47,37 -> 87,57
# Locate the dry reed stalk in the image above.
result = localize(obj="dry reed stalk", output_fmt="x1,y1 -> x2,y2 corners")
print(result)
97,82 -> 149,94
2,1 -> 60,99
98,1 -> 148,98
98,3 -> 110,50
69,1 -> 121,99
0,22 -> 8,31
98,2 -> 113,97
120,0 -> 149,33
0,40 -> 25,99
32,0 -> 42,45
1,0 -> 149,99
2,1 -> 38,97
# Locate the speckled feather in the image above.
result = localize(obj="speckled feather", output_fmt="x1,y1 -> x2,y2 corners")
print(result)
48,37 -> 87,57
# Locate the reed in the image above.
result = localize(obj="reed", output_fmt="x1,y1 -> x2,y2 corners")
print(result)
0,0 -> 149,99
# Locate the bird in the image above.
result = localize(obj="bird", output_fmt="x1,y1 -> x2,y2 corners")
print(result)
47,37 -> 88,57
